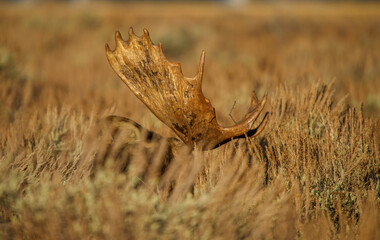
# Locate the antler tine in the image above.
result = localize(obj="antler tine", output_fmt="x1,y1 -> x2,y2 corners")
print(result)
252,112 -> 269,137
106,28 -> 268,150
249,91 -> 259,109
143,28 -> 153,46
115,31 -> 124,48
128,27 -> 134,38
194,50 -> 206,91
245,92 -> 267,123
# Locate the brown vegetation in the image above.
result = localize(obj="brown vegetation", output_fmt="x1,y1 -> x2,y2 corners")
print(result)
0,2 -> 379,239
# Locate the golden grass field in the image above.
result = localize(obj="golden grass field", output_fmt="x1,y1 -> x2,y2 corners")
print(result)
0,2 -> 379,239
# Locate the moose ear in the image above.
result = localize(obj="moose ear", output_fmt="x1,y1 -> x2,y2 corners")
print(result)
105,115 -> 185,153
106,115 -> 146,144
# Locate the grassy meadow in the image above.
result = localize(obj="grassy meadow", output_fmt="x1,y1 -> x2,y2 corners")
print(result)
0,2 -> 379,239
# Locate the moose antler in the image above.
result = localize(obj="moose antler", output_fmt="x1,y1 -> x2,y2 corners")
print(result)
105,28 -> 268,150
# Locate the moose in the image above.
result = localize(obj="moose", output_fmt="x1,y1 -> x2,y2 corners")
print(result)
105,28 -> 268,150
97,28 -> 268,181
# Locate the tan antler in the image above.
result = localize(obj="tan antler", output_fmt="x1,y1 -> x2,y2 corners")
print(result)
105,28 -> 268,150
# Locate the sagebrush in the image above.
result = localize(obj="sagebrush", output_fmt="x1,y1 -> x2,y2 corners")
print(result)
0,2 -> 379,240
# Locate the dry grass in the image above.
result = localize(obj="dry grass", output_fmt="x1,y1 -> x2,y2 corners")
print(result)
0,2 -> 379,239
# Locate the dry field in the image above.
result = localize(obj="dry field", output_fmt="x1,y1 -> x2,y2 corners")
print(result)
0,2 -> 379,239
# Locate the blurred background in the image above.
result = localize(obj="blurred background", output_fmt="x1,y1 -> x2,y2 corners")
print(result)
1,0 -> 379,131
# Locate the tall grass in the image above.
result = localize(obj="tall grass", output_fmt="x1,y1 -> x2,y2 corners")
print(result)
0,2 -> 379,239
